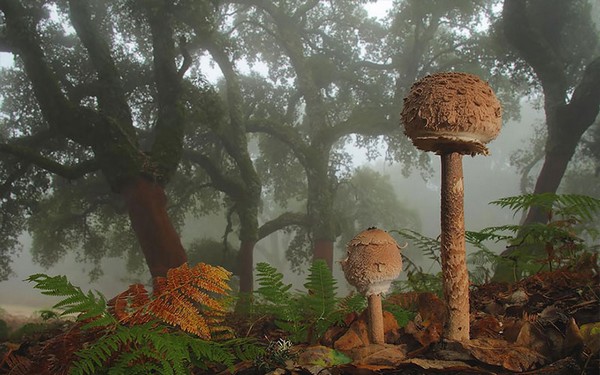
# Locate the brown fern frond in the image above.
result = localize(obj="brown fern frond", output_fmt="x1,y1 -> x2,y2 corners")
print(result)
146,263 -> 232,339
108,283 -> 152,325
107,263 -> 232,339
1,346 -> 31,375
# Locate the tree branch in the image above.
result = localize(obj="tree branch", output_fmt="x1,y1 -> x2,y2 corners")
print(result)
145,1 -> 185,183
0,143 -> 98,179
182,149 -> 244,199
246,118 -> 310,167
0,163 -> 29,199
0,34 -> 14,52
502,0 -> 568,106
258,211 -> 308,240
0,0 -> 95,145
68,0 -> 131,125
565,56 -> 600,126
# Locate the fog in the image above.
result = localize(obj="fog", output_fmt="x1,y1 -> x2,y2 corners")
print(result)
1,1 -> 596,318
0,99 -> 544,313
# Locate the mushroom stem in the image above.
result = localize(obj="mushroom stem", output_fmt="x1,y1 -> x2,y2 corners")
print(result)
367,293 -> 385,344
440,152 -> 470,341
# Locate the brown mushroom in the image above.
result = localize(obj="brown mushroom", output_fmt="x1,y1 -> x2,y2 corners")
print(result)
400,72 -> 502,342
341,227 -> 403,344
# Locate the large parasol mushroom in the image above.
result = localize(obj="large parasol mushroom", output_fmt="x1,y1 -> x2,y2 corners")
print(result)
341,227 -> 403,344
400,72 -> 502,341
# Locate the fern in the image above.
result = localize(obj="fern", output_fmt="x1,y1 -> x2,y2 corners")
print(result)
490,193 -> 600,221
301,260 -> 339,342
254,261 -> 369,344
16,263 -> 240,374
392,229 -> 441,266
303,260 -> 338,319
254,262 -> 299,321
26,274 -> 116,329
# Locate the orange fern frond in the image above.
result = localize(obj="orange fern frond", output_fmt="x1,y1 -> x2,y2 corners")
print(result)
108,283 -> 152,324
107,262 -> 232,339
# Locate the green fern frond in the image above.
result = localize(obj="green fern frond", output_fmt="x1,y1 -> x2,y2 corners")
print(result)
25,274 -> 115,329
336,293 -> 367,316
70,322 -> 236,375
490,193 -> 600,221
303,260 -> 338,318
392,229 -> 440,265
255,262 -> 293,305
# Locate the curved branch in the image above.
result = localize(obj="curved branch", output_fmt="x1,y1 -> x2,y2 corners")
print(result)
0,143 -> 98,179
246,118 -> 309,167
182,149 -> 244,199
0,0 -> 94,145
0,35 -> 14,52
326,105 -> 396,141
258,211 -> 308,241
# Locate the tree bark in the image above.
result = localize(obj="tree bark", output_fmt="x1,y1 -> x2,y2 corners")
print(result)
313,239 -> 334,270
122,176 -> 187,278
440,153 -> 470,342
237,240 -> 256,294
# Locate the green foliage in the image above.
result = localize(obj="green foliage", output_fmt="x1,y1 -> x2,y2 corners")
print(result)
26,273 -> 116,329
254,260 -> 365,344
392,229 -> 441,267
490,193 -> 600,223
23,271 -> 255,374
394,193 -> 600,287
485,193 -> 600,279
70,324 -> 237,375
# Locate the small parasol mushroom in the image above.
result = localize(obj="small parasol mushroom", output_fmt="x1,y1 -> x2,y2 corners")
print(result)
400,72 -> 502,341
341,227 -> 403,344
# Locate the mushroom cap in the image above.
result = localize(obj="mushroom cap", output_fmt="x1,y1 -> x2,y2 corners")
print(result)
341,227 -> 403,296
400,72 -> 502,156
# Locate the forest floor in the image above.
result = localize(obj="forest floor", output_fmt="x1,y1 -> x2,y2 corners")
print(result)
0,260 -> 599,375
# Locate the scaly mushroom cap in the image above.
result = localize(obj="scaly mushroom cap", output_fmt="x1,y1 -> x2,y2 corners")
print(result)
341,227 -> 403,296
400,72 -> 502,156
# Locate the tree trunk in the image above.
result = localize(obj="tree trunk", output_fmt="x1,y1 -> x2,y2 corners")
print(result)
237,240 -> 256,294
122,176 -> 187,278
440,153 -> 470,342
521,146 -> 573,225
313,239 -> 334,269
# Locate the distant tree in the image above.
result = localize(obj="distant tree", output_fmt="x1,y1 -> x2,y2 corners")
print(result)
335,166 -> 421,245
502,0 -> 600,223
0,0 -> 225,280
493,0 -> 600,281
227,0 -> 515,269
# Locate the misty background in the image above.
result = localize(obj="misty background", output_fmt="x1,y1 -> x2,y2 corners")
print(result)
0,0 -> 597,315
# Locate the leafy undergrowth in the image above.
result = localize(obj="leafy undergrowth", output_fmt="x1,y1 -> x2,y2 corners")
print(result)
0,259 -> 599,375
